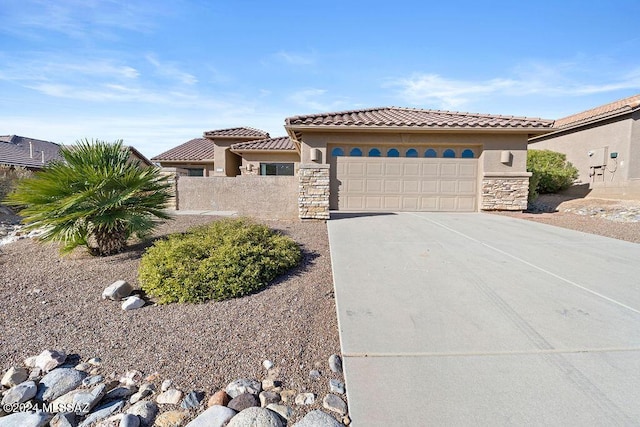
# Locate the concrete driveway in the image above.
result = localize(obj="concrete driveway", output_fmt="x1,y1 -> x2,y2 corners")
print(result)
327,213 -> 640,426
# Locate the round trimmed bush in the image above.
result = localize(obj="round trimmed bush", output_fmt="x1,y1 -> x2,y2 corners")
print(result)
527,149 -> 579,199
138,218 -> 301,303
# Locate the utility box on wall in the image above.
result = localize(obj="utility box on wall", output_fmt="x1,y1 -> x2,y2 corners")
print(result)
588,146 -> 608,167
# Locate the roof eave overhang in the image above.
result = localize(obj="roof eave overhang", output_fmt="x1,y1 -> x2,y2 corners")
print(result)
285,124 -> 554,136
152,159 -> 214,163
529,107 -> 639,142
230,148 -> 297,154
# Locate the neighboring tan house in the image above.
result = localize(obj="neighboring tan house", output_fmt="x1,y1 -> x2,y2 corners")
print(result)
0,135 -> 62,169
285,107 -> 553,213
528,94 -> 640,199
151,127 -> 270,177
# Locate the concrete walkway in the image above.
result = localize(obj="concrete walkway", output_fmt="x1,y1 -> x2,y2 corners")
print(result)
327,213 -> 640,426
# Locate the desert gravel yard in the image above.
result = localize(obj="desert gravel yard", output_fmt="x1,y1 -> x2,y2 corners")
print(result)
0,215 -> 342,422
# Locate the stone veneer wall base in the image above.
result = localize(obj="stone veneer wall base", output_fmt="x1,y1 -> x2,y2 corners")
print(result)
298,164 -> 330,220
481,175 -> 530,211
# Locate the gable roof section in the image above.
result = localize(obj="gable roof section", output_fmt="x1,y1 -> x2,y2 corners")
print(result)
285,107 -> 553,131
230,136 -> 296,152
151,138 -> 215,162
552,94 -> 640,130
0,135 -> 62,168
203,127 -> 269,139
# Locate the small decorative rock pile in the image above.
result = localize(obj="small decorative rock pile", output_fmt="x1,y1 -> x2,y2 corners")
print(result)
0,349 -> 349,427
562,205 -> 640,222
102,281 -> 146,311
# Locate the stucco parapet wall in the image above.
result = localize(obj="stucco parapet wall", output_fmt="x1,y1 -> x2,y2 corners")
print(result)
298,164 -> 330,220
481,176 -> 529,211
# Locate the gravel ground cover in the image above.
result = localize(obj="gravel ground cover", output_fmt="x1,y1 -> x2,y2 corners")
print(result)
0,214 -> 342,422
493,194 -> 640,244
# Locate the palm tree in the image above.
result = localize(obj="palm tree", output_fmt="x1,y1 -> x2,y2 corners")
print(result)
5,139 -> 173,256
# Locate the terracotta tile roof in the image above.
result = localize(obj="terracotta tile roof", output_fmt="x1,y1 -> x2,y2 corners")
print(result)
553,94 -> 640,129
0,135 -> 62,169
285,107 -> 553,129
203,127 -> 269,139
151,138 -> 215,162
230,136 -> 295,151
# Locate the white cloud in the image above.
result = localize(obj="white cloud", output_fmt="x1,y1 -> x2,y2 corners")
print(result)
388,64 -> 640,109
146,54 -> 198,85
275,51 -> 316,66
288,88 -> 350,112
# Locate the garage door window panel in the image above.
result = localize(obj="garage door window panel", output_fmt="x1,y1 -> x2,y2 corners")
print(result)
406,148 -> 418,157
332,147 -> 345,156
425,149 -> 437,158
369,148 -> 382,157
443,149 -> 456,158
349,148 -> 363,156
461,149 -> 475,158
387,148 -> 400,157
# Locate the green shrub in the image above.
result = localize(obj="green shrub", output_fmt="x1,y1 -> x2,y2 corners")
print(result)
138,218 -> 302,303
527,149 -> 578,196
5,140 -> 172,255
0,165 -> 32,201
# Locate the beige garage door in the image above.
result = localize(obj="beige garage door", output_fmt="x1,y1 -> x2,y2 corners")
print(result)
335,157 -> 478,211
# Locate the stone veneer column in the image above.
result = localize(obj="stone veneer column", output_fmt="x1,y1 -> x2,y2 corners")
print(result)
481,173 -> 531,211
298,164 -> 330,220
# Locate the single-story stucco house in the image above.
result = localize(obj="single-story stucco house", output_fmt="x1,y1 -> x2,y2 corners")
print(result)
528,94 -> 640,199
151,127 -> 270,176
154,107 -> 555,218
284,107 -> 553,215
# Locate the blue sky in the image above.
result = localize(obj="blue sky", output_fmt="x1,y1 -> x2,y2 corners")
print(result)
1,0 -> 639,158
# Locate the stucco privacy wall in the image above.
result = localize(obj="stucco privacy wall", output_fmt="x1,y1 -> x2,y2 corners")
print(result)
298,131 -> 531,211
176,176 -> 298,219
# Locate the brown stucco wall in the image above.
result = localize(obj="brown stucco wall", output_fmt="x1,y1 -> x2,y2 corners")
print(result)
176,176 -> 298,219
529,116 -> 634,185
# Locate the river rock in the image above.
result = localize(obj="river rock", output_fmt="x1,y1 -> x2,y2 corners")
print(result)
126,401 -> 158,427
207,390 -> 230,407
105,385 -> 137,400
293,410 -> 342,427
185,405 -> 236,427
156,388 -> 182,405
78,399 -> 125,427
129,383 -> 155,404
1,367 -> 28,388
322,394 -> 347,415
102,280 -> 132,301
153,411 -> 187,427
0,411 -> 53,427
51,383 -> 105,414
181,390 -> 204,409
227,407 -> 283,427
226,379 -> 261,398
35,349 -> 67,372
329,379 -> 345,394
82,375 -> 103,387
121,296 -> 145,310
50,412 -> 77,427
266,403 -> 294,420
37,368 -> 86,402
1,380 -> 37,405
262,360 -> 274,370
119,413 -> 140,427
328,355 -> 342,374
294,393 -> 315,406
228,392 -> 259,412
119,370 -> 143,386
259,390 -> 280,407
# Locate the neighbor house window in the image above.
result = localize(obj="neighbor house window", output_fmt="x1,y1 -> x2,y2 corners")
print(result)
331,147 -> 345,156
260,163 -> 294,176
443,149 -> 456,158
425,149 -> 437,158
387,148 -> 400,157
461,149 -> 475,158
406,148 -> 418,157
187,168 -> 204,176
349,148 -> 363,156
369,148 -> 381,157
